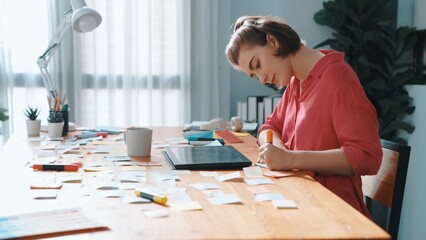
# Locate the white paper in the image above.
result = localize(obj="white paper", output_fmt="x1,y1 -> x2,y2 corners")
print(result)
191,183 -> 220,190
244,178 -> 274,185
122,196 -> 151,204
254,193 -> 284,202
199,171 -> 219,177
243,166 -> 263,178
202,190 -> 226,198
98,190 -> 124,198
172,170 -> 191,175
142,209 -> 169,218
93,181 -> 119,190
214,171 -> 241,182
272,199 -> 297,209
208,193 -> 242,205
119,175 -> 144,183
57,175 -> 82,183
30,190 -> 59,199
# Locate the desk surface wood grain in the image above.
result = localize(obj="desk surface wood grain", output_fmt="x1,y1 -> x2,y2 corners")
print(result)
0,127 -> 390,239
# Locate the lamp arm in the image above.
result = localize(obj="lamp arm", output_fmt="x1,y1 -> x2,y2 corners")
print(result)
37,11 -> 72,98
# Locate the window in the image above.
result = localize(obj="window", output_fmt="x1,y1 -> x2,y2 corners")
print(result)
1,0 -> 190,132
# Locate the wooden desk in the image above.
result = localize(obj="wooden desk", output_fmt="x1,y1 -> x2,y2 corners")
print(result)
0,127 -> 390,239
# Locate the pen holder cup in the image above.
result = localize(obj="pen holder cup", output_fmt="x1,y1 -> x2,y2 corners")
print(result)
62,110 -> 69,136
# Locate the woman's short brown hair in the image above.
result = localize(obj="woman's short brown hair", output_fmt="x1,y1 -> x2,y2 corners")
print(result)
225,16 -> 304,68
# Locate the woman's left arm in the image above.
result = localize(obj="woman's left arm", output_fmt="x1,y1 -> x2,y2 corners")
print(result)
261,145 -> 354,175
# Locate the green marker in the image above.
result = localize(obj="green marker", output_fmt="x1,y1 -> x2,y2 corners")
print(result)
134,189 -> 168,205
62,104 -> 69,112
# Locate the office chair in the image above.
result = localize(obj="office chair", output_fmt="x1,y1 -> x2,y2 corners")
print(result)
362,139 -> 411,240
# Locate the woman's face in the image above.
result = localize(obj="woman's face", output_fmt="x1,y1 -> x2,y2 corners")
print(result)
237,34 -> 292,87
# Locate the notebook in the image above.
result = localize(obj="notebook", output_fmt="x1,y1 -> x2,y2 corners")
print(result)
0,208 -> 108,239
162,146 -> 253,170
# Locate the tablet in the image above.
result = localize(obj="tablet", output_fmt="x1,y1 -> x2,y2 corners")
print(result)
162,146 -> 253,170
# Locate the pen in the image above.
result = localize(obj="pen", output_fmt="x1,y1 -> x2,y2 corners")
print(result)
134,189 -> 168,205
32,164 -> 79,172
76,132 -> 108,139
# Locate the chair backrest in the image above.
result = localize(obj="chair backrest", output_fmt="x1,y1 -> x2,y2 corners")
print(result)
362,139 -> 411,240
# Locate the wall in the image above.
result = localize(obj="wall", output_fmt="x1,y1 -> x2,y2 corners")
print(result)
223,0 -> 332,116
398,0 -> 426,239
398,85 -> 426,240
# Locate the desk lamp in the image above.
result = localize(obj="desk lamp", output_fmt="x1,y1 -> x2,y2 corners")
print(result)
37,0 -> 102,99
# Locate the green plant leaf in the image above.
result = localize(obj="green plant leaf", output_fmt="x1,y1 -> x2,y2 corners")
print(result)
380,121 -> 413,135
47,110 -> 64,123
0,108 -> 9,122
24,106 -> 40,120
313,0 -> 426,142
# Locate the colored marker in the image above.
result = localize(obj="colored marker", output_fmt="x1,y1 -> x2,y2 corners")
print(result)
32,164 -> 79,172
76,132 -> 108,139
262,129 -> 273,167
266,129 -> 273,144
134,189 -> 168,205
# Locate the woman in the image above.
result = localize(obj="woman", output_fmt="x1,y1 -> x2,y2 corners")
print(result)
225,16 -> 382,217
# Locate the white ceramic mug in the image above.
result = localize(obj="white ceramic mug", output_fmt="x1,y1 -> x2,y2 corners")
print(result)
124,127 -> 153,157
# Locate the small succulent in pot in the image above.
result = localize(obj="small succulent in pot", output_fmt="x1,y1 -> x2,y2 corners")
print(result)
24,106 -> 41,121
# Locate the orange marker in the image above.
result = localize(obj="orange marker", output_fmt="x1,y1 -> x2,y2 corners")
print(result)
32,164 -> 79,172
266,129 -> 273,144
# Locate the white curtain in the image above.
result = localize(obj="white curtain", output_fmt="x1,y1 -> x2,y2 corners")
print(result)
55,0 -> 192,127
0,43 -> 11,142
0,0 -> 225,138
0,0 -> 192,136
190,0 -> 221,121
0,0 -> 49,139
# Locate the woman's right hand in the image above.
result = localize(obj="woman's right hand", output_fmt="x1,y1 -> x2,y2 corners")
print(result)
258,143 -> 295,171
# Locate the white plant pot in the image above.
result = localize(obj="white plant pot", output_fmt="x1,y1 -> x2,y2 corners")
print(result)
48,122 -> 64,138
26,119 -> 41,137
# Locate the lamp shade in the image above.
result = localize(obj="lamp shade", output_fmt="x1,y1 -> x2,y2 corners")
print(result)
70,0 -> 102,33
72,7 -> 102,33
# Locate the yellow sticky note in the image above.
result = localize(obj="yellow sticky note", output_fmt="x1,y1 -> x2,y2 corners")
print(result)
170,201 -> 203,211
232,132 -> 250,137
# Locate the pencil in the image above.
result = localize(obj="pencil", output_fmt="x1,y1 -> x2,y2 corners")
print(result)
62,92 -> 67,108
47,96 -> 52,109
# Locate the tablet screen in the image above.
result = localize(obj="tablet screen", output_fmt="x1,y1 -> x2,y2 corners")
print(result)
162,146 -> 252,170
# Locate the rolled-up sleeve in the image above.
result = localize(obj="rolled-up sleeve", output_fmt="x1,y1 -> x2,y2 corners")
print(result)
332,77 -> 382,176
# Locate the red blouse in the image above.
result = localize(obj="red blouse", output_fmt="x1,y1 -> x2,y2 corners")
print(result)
258,50 -> 383,217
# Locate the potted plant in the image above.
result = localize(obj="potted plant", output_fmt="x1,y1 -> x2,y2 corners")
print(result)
24,106 -> 41,137
47,110 -> 64,138
0,108 -> 8,122
313,0 -> 426,144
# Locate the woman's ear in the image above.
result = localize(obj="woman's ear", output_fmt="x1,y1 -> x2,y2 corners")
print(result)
266,33 -> 279,48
